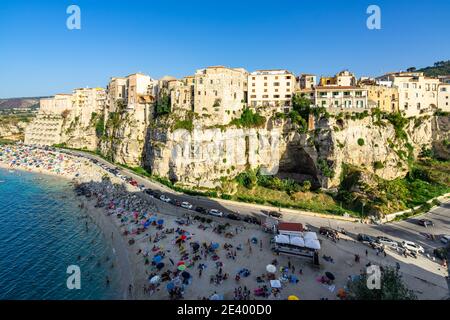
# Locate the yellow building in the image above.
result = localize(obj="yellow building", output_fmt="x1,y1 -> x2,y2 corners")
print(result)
360,81 -> 399,112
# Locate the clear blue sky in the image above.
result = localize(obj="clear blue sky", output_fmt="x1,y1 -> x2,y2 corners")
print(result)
0,0 -> 449,98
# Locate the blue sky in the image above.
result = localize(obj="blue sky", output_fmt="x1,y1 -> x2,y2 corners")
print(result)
0,0 -> 449,98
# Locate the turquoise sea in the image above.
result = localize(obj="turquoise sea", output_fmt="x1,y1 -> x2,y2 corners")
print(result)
0,168 -> 120,299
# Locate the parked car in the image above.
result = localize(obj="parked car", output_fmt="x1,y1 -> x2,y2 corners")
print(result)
418,219 -> 434,227
181,201 -> 193,210
226,213 -> 241,221
401,240 -> 425,254
130,180 -> 138,187
376,236 -> 399,249
268,211 -> 283,219
357,234 -> 381,249
160,194 -> 171,203
319,227 -> 338,237
208,209 -> 224,217
195,206 -> 207,214
243,216 -> 260,224
440,235 -> 450,245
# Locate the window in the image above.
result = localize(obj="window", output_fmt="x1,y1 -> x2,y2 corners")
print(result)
275,76 -> 278,80
286,82 -> 290,86
287,88 -> 290,92
285,94 -> 291,98
333,92 -> 339,97
403,83 -> 409,89
250,95 -> 256,99
417,103 -> 421,109
252,89 -> 255,93
264,89 -> 268,93
198,91 -> 201,95
252,83 -> 255,87
273,95 -> 280,98
264,83 -> 267,86
263,95 -> 269,98
275,89 -> 278,92
274,82 -> 280,86
264,77 -> 267,80
252,77 -> 255,80
286,76 -> 291,80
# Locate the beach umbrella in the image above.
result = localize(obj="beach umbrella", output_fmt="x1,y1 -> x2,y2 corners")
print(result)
181,271 -> 191,279
156,262 -> 165,270
157,219 -> 164,225
211,243 -> 219,250
180,235 -> 187,240
153,255 -> 162,263
209,294 -> 223,300
149,275 -> 160,284
325,272 -> 335,281
166,282 -> 175,291
144,220 -> 151,228
178,264 -> 187,271
270,280 -> 282,288
288,295 -> 299,300
266,264 -> 276,274
177,261 -> 185,266
148,216 -> 157,222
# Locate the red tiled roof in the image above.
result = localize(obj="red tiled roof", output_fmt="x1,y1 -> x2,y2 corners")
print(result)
278,222 -> 303,232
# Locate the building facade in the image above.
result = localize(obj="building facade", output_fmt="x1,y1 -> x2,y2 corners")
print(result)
248,70 -> 295,113
359,81 -> 399,113
194,66 -> 248,124
314,86 -> 368,111
377,72 -> 439,117
438,83 -> 450,111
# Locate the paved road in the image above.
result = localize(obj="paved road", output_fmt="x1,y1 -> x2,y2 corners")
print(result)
64,148 -> 450,255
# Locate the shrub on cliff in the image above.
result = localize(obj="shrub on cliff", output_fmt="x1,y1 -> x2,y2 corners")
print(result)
230,108 -> 266,128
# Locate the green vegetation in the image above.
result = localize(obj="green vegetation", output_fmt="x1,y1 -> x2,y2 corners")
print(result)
317,159 -> 334,178
347,267 -> 417,300
155,93 -> 171,116
357,138 -> 365,146
373,161 -> 384,170
173,119 -> 193,131
230,108 -> 266,128
417,60 -> 450,77
233,168 -> 352,216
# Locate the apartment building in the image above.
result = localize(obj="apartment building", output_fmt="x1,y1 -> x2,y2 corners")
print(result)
170,76 -> 195,112
319,70 -> 356,87
377,72 -> 439,117
72,88 -> 106,126
315,71 -> 367,111
315,86 -> 368,111
106,77 -> 127,112
248,70 -> 295,113
295,74 -> 316,103
359,80 -> 399,112
438,83 -> 450,111
39,94 -> 73,114
194,66 -> 248,124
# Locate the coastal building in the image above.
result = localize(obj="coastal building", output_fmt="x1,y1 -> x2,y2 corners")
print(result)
170,76 -> 195,112
24,94 -> 73,146
295,74 -> 316,104
377,72 -> 440,117
72,88 -> 106,126
319,70 -> 356,87
194,66 -> 248,124
248,69 -> 295,113
359,80 -> 399,112
314,86 -> 368,111
314,71 -> 367,112
438,83 -> 450,111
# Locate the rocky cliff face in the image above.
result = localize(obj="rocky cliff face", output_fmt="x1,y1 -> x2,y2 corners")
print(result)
0,120 -> 28,141
143,114 -> 449,189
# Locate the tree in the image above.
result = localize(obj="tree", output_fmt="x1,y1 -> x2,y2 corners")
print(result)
155,93 -> 171,116
292,93 -> 312,119
347,267 -> 417,300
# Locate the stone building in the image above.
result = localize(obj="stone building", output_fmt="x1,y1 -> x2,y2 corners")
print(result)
247,69 -> 295,113
377,72 -> 439,117
314,86 -> 368,111
319,70 -> 356,87
438,83 -> 450,111
359,80 -> 399,112
194,66 -> 248,125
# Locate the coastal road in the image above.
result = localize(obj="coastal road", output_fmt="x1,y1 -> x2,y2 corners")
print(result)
63,148 -> 450,255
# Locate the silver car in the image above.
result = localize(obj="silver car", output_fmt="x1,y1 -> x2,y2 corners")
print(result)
376,236 -> 398,249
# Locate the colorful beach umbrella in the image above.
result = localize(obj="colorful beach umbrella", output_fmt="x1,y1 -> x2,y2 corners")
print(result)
177,264 -> 186,271
288,295 -> 299,300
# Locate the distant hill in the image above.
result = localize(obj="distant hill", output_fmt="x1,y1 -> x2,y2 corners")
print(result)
416,60 -> 450,77
0,97 -> 44,111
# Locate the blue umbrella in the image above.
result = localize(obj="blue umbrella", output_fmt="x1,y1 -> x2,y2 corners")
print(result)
211,243 -> 219,250
166,282 -> 175,291
157,219 -> 164,225
153,255 -> 162,263
144,220 -> 151,228
148,216 -> 157,222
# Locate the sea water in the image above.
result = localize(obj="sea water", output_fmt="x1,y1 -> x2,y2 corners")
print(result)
0,168 -> 120,299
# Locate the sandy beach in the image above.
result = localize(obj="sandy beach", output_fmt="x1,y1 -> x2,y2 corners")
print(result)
1,144 -> 448,300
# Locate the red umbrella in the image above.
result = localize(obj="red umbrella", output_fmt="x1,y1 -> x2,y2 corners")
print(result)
180,235 -> 187,240
177,261 -> 185,266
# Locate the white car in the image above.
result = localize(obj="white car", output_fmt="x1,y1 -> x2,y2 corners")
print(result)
441,235 -> 450,245
160,194 -> 171,203
377,236 -> 398,249
208,209 -> 224,217
401,240 -> 425,254
181,201 -> 193,210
